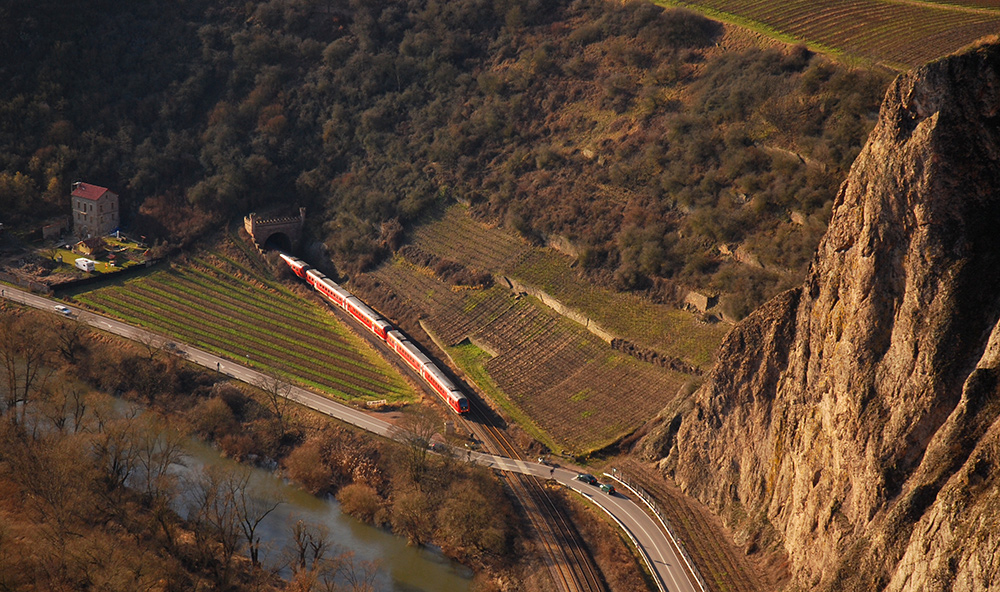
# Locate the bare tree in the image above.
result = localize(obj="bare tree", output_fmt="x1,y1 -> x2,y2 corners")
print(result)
91,410 -> 142,500
53,318 -> 87,364
136,332 -> 160,363
321,552 -> 380,592
34,372 -> 90,435
135,416 -> 186,502
389,484 -> 433,545
0,311 -> 54,425
191,464 -> 284,572
285,518 -> 335,592
255,371 -> 292,435
189,465 -> 243,586
389,407 -> 439,482
230,466 -> 284,568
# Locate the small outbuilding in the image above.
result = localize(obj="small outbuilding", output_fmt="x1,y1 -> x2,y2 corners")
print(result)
74,237 -> 107,257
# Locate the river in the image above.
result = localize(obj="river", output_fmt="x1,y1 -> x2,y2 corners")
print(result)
179,439 -> 473,592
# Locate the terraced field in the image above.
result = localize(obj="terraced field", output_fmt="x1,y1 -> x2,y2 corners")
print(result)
71,241 -> 415,404
659,0 -> 1000,69
412,206 -> 728,369
362,257 -> 690,454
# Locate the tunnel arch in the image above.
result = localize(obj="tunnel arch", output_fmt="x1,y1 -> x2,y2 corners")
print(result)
263,232 -> 292,253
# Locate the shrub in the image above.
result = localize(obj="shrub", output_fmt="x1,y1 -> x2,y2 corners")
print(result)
284,437 -> 334,495
337,483 -> 385,525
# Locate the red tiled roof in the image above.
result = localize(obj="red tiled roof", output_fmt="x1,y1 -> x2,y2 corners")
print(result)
71,183 -> 112,201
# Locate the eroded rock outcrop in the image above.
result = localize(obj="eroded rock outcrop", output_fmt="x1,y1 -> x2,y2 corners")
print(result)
641,43 -> 1000,591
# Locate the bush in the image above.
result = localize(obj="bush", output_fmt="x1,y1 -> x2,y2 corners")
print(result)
337,483 -> 385,525
284,437 -> 334,495
191,397 -> 237,440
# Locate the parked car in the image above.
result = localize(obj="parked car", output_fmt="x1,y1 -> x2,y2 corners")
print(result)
599,483 -> 616,495
53,304 -> 72,316
576,473 -> 598,485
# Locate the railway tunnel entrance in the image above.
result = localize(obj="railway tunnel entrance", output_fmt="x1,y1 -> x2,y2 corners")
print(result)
244,208 -> 306,251
264,232 -> 292,253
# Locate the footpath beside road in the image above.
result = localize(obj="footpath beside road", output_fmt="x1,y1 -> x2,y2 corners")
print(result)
2,286 -> 701,592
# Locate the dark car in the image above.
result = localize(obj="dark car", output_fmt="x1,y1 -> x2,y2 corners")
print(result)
599,483 -> 616,495
576,473 -> 598,485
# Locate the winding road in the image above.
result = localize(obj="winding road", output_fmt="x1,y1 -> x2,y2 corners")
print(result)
2,285 -> 701,592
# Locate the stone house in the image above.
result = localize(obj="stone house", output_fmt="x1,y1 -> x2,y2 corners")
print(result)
71,181 -> 119,238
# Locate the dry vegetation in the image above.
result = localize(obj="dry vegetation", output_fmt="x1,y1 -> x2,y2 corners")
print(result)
0,301 -> 530,590
614,458 -> 788,592
659,0 -> 1000,68
3,0 -> 890,323
351,253 -> 692,455
413,205 -> 729,367
549,484 -> 658,592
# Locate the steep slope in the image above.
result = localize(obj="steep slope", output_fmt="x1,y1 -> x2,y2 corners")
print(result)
640,42 -> 1000,591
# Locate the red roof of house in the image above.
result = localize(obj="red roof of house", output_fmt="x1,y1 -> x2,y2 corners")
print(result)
71,182 -> 112,201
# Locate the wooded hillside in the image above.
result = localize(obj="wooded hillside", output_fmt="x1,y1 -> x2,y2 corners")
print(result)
0,0 -> 890,317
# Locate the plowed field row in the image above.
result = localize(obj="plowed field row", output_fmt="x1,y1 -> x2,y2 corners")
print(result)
145,272 -> 362,355
178,261 -> 325,326
412,206 -> 727,368
80,289 -> 396,399
372,261 -> 516,346
358,256 -> 693,452
124,282 -> 385,379
75,247 -> 414,404
663,0 -> 1000,68
412,207 -> 531,272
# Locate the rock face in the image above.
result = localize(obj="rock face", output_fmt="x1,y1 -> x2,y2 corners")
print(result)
641,43 -> 1000,591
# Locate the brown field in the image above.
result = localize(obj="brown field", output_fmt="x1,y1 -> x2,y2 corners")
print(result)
412,206 -> 728,370
658,0 -> 1000,69
357,255 -> 691,454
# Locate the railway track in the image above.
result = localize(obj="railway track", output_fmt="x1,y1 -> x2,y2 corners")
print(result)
462,401 -> 607,592
269,251 -> 610,591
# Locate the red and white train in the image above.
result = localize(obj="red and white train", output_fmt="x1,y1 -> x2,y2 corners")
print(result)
279,253 -> 469,414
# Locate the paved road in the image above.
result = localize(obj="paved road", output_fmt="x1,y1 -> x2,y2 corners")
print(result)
2,286 -> 701,592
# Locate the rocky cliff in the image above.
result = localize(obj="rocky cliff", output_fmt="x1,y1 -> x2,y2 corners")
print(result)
641,42 -> 1000,591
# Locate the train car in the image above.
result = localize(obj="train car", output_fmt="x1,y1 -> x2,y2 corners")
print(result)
320,278 -> 351,308
387,331 -> 434,372
305,268 -> 326,290
343,296 -> 390,340
279,253 -> 310,279
448,389 -> 469,414
280,253 -> 468,414
421,363 -> 468,414
307,271 -> 350,308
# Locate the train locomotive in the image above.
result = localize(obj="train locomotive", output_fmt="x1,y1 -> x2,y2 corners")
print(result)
279,253 -> 469,414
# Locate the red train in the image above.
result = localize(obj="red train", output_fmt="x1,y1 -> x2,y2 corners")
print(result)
280,253 -> 469,414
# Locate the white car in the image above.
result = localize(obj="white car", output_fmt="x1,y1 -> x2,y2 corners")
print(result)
53,304 -> 72,316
